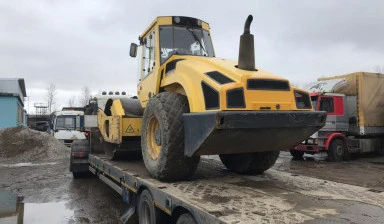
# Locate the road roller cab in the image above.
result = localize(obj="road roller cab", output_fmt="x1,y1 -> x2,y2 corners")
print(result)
127,15 -> 327,181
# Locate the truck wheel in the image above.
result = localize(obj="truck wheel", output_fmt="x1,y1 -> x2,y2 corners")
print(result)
138,190 -> 159,224
141,92 -> 200,181
219,151 -> 280,174
290,150 -> 304,159
176,213 -> 197,224
327,139 -> 347,162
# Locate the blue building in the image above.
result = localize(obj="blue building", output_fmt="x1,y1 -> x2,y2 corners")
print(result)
0,78 -> 27,129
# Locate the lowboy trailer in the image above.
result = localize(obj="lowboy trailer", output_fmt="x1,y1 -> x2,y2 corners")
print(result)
71,144 -> 384,224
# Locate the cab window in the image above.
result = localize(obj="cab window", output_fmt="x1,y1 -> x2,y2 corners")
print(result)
159,26 -> 214,64
319,97 -> 334,113
142,29 -> 156,79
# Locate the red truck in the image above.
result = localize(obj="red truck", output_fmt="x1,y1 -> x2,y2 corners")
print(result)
291,72 -> 384,161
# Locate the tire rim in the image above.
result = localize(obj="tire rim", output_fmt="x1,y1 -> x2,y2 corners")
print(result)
141,200 -> 151,224
146,116 -> 161,161
336,144 -> 343,156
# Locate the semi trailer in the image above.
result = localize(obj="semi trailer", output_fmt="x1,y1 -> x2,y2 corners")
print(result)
70,138 -> 384,223
291,72 -> 384,161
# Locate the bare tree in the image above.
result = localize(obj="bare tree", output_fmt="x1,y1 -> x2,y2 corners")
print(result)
79,86 -> 91,106
46,83 -> 57,113
67,95 -> 77,107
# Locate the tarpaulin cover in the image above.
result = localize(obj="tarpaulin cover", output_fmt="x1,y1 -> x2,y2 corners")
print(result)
318,72 -> 384,127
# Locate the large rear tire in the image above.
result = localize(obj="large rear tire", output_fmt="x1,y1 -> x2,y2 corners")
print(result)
219,151 -> 280,174
141,92 -> 200,181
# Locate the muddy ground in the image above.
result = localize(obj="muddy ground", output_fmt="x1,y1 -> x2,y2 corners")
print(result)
0,128 -> 383,223
1,153 -> 383,223
277,151 -> 384,192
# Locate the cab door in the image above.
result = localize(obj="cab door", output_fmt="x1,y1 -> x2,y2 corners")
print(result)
137,28 -> 161,108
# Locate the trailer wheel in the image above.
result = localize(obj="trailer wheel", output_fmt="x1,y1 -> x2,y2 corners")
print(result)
141,92 -> 200,181
138,190 -> 159,224
219,151 -> 279,174
327,139 -> 347,162
290,150 -> 304,159
176,213 -> 197,224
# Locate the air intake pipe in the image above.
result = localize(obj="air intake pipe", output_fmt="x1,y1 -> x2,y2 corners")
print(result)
238,15 -> 255,71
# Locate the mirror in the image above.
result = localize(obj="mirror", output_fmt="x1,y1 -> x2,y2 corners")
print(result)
130,43 -> 138,57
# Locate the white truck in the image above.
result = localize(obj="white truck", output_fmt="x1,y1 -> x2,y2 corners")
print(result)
51,110 -> 87,147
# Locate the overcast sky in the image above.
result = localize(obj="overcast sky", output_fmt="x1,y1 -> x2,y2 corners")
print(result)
1,0 -> 383,113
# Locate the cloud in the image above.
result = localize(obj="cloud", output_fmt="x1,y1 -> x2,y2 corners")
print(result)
1,0 -> 383,113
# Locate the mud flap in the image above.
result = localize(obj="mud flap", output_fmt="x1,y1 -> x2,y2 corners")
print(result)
183,111 -> 326,157
121,187 -> 138,224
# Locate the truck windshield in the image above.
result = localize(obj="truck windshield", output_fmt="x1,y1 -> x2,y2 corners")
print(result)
159,26 -> 215,64
55,116 -> 76,130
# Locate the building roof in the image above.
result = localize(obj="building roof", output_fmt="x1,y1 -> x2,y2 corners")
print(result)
0,78 -> 27,97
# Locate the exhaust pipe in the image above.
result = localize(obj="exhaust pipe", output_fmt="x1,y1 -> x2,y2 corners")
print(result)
238,15 -> 255,71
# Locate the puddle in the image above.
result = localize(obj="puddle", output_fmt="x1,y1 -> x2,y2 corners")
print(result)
23,202 -> 75,224
0,162 -> 58,168
0,190 -> 76,224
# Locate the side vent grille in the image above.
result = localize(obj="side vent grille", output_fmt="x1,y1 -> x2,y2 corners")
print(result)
205,71 -> 234,84
227,88 -> 245,108
201,82 -> 219,110
294,91 -> 312,109
165,59 -> 185,73
247,79 -> 290,91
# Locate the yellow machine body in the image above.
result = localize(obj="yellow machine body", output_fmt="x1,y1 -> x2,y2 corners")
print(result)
131,16 -> 326,157
97,99 -> 142,144
136,16 -> 312,113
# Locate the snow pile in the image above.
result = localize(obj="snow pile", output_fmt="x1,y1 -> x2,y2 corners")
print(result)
0,127 -> 70,162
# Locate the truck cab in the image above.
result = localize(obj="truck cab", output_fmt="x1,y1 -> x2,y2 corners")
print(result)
52,110 -> 86,147
311,92 -> 349,132
292,74 -> 384,161
292,92 -> 351,161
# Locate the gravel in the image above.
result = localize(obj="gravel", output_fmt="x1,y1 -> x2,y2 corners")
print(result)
0,126 -> 70,163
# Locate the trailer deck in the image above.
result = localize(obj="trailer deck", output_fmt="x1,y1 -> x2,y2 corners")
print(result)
88,154 -> 384,223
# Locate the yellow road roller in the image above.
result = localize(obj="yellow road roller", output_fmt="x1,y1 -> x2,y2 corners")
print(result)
100,15 -> 326,181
